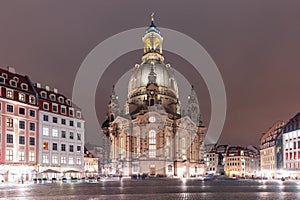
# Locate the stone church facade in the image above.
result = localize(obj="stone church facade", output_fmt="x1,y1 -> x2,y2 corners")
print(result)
102,16 -> 206,177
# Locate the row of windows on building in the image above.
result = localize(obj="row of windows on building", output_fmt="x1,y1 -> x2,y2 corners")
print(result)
42,142 -> 82,153
42,127 -> 82,140
40,91 -> 71,105
6,134 -> 35,145
227,162 -> 245,166
261,156 -> 275,162
4,117 -> 37,131
1,103 -> 36,117
285,151 -> 300,160
42,102 -> 81,118
3,88 -> 36,104
43,115 -> 82,128
5,150 -> 35,162
42,154 -> 82,165
284,141 -> 300,150
284,131 -> 300,140
285,162 -> 300,169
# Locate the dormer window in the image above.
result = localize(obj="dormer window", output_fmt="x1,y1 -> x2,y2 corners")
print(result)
66,99 -> 71,106
6,89 -> 13,98
19,93 -> 25,102
40,91 -> 47,98
13,77 -> 19,82
69,108 -> 74,116
21,83 -> 28,91
10,80 -> 17,87
0,76 -> 5,84
49,94 -> 56,101
29,95 -> 35,104
1,73 -> 7,79
76,111 -> 81,119
58,96 -> 64,103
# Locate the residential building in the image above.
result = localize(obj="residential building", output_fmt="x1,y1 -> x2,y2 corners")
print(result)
224,146 -> 259,178
35,84 -> 85,179
84,147 -> 99,177
260,121 -> 285,179
282,113 -> 300,178
0,66 -> 38,182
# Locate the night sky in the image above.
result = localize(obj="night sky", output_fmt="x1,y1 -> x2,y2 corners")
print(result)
1,0 -> 300,147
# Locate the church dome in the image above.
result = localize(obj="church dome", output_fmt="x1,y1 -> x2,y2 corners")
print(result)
128,61 -> 178,98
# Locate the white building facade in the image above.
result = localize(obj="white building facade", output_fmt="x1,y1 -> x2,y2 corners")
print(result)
36,85 -> 85,179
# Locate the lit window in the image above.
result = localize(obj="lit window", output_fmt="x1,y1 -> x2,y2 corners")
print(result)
69,157 -> 74,165
19,93 -> 25,102
52,155 -> 58,164
43,127 -> 49,136
19,151 -> 25,161
6,89 -> 13,98
61,156 -> 66,164
43,141 -> 49,150
42,155 -> 49,163
6,118 -> 14,128
6,104 -> 13,112
52,128 -> 58,137
6,150 -> 13,161
29,152 -> 35,162
149,145 -> 156,157
29,96 -> 35,104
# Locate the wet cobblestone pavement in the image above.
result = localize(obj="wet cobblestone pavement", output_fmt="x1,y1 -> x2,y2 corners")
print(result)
0,178 -> 300,200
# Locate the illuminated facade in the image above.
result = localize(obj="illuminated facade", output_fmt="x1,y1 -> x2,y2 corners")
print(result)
36,84 -> 85,179
0,67 -> 38,182
102,16 -> 206,177
282,113 -> 300,178
260,121 -> 284,179
84,147 -> 99,177
224,146 -> 259,178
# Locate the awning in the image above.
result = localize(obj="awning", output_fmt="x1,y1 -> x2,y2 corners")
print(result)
41,169 -> 61,173
64,170 -> 80,173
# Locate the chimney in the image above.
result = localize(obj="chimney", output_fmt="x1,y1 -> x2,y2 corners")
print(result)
53,88 -> 58,94
7,66 -> 15,74
45,85 -> 50,91
36,82 -> 41,88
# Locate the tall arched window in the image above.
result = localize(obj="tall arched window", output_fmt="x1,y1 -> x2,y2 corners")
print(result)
149,130 -> 156,158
